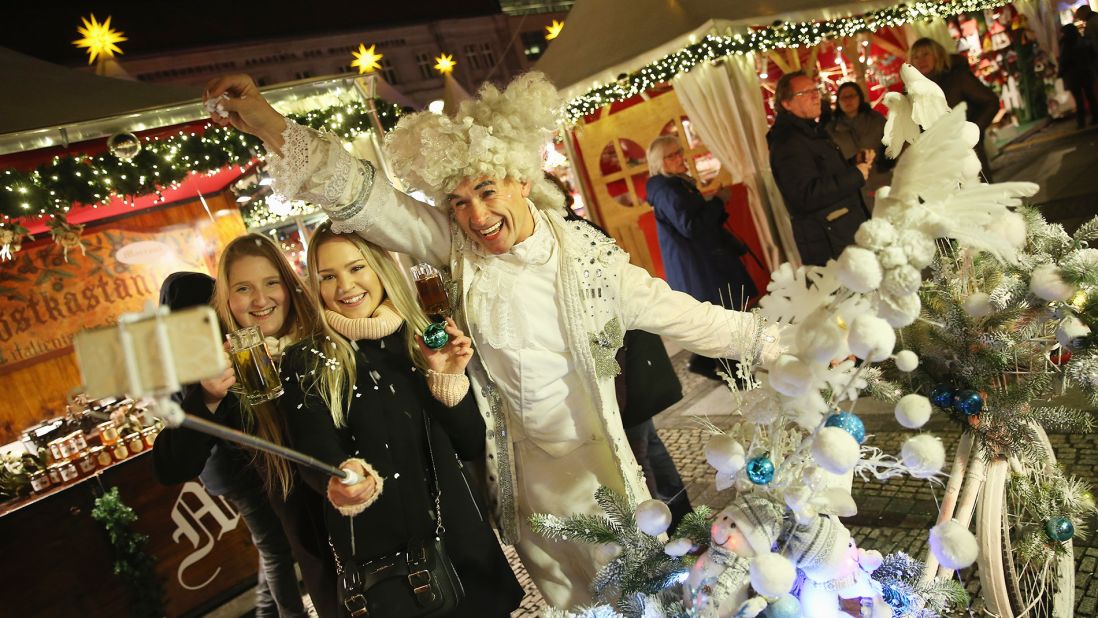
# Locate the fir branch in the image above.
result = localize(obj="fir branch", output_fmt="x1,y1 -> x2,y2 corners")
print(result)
1030,406 -> 1096,434
528,513 -> 622,544
672,505 -> 714,546
1071,215 -> 1098,246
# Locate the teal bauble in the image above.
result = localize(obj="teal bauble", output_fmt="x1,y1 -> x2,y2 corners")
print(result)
766,593 -> 802,618
951,389 -> 983,416
1045,517 -> 1074,542
422,321 -> 450,350
746,454 -> 775,485
825,410 -> 866,444
930,384 -> 955,409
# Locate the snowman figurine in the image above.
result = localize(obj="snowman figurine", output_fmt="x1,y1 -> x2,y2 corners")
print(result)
684,494 -> 784,617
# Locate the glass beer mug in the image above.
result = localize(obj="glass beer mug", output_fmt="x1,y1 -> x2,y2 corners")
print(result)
410,263 -> 451,350
226,325 -> 284,405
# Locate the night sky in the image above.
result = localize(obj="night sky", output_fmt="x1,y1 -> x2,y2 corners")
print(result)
2,0 -> 504,65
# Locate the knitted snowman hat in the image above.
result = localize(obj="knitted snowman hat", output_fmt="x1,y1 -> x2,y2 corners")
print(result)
721,494 -> 785,556
383,72 -> 565,214
784,513 -> 853,581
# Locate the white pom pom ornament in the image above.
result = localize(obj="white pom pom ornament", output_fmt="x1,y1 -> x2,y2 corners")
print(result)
796,312 -> 848,363
895,394 -> 932,429
848,315 -> 896,362
664,537 -> 693,557
836,247 -> 883,293
1030,264 -> 1075,301
877,291 -> 922,328
769,355 -> 815,397
635,499 -> 672,536
929,520 -> 979,569
893,350 -> 919,372
749,552 -> 797,597
901,434 -> 945,478
854,219 -> 898,250
705,435 -> 746,474
811,427 -> 861,474
963,292 -> 993,317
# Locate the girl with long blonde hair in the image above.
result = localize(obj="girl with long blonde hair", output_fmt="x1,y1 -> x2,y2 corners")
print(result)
279,223 -> 524,617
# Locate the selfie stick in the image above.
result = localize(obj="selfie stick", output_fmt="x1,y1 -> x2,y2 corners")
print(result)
114,305 -> 362,486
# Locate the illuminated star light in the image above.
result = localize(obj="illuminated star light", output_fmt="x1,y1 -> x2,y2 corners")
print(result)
350,43 -> 383,74
433,53 -> 456,75
545,20 -> 564,41
73,14 -> 127,65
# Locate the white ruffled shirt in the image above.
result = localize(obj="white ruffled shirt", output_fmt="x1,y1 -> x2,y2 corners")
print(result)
466,203 -> 601,456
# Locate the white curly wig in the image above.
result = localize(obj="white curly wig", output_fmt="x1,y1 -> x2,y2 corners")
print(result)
384,72 -> 566,213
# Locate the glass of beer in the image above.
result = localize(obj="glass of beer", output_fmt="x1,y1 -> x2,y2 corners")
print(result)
411,263 -> 451,349
226,325 -> 284,405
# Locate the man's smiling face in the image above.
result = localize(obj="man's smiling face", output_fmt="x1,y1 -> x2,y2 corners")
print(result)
447,177 -> 534,254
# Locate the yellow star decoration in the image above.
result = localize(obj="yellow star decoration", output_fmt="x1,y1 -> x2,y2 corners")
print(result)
433,53 -> 456,75
73,14 -> 127,65
545,20 -> 564,41
350,43 -> 383,74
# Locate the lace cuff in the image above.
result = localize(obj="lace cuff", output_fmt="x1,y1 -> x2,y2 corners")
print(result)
329,458 -> 384,517
266,120 -> 360,210
426,370 -> 470,407
328,160 -> 379,234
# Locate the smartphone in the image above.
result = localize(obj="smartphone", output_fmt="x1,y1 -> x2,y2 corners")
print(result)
73,306 -> 229,399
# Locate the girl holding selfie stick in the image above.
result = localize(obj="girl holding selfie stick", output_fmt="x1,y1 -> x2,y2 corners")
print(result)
153,234 -> 337,617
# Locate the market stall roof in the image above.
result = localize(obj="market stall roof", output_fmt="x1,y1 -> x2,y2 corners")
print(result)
535,0 -> 897,100
0,47 -> 198,136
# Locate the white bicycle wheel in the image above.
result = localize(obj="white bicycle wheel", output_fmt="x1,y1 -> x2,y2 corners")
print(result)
976,425 -> 1074,618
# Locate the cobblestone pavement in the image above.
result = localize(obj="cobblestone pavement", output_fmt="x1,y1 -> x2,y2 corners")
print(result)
508,350 -> 1098,617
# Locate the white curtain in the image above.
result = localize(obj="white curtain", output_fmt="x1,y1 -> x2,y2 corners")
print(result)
1015,0 -> 1061,63
674,54 -> 799,269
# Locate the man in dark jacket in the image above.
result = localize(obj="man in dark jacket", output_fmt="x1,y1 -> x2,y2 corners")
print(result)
768,71 -> 872,266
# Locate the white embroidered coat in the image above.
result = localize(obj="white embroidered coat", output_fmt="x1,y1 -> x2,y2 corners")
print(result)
269,122 -> 770,542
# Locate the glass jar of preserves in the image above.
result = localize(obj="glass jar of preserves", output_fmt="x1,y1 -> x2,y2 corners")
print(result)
141,426 -> 159,448
125,432 -> 144,454
97,421 -> 120,447
76,450 -> 96,474
92,445 -> 112,468
59,461 -> 79,482
47,438 -> 65,463
30,470 -> 51,493
47,464 -> 64,485
111,440 -> 129,462
70,431 -> 88,452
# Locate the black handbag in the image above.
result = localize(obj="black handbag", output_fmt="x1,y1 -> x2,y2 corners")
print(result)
340,414 -> 465,617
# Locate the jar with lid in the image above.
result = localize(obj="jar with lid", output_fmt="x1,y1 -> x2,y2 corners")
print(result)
69,431 -> 88,452
30,470 -> 51,493
59,461 -> 79,482
125,432 -> 144,455
97,421 -> 120,447
47,464 -> 64,485
76,451 -> 96,474
141,426 -> 159,448
92,445 -> 112,468
111,440 -> 129,462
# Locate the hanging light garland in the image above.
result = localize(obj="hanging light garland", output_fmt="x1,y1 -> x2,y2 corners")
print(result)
563,0 -> 1012,122
0,98 -> 404,227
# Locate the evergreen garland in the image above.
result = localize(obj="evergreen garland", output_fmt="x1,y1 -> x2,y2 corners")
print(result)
90,486 -> 166,618
872,552 -> 969,617
1007,465 -> 1097,566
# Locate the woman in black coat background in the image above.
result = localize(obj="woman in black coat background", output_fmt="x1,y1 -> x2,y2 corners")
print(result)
645,135 -> 758,379
1058,23 -> 1098,128
910,37 -> 1001,181
279,223 -> 523,617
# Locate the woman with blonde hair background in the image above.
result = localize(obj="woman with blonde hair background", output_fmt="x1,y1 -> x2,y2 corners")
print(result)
154,233 -> 337,617
279,223 -> 523,617
909,37 -> 1000,180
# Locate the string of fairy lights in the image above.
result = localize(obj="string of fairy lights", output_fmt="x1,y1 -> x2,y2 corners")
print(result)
563,0 -> 1013,122
0,99 -> 404,227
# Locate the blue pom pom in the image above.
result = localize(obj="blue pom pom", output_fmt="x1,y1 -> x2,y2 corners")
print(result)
766,593 -> 802,618
746,454 -> 775,485
1045,517 -> 1074,542
930,384 -> 955,409
951,389 -> 983,416
824,410 -> 866,444
422,321 -> 450,350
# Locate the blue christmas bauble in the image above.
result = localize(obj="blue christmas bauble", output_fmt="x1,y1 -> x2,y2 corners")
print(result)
422,321 -> 450,350
951,389 -> 984,416
765,593 -> 802,618
824,410 -> 866,444
930,384 -> 955,409
745,454 -> 775,485
1045,517 -> 1074,542
881,585 -> 912,614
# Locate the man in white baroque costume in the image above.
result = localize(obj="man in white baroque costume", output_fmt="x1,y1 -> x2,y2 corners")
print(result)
204,72 -> 778,609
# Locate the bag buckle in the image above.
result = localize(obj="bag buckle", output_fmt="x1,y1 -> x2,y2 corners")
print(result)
408,569 -> 436,603
344,593 -> 369,617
